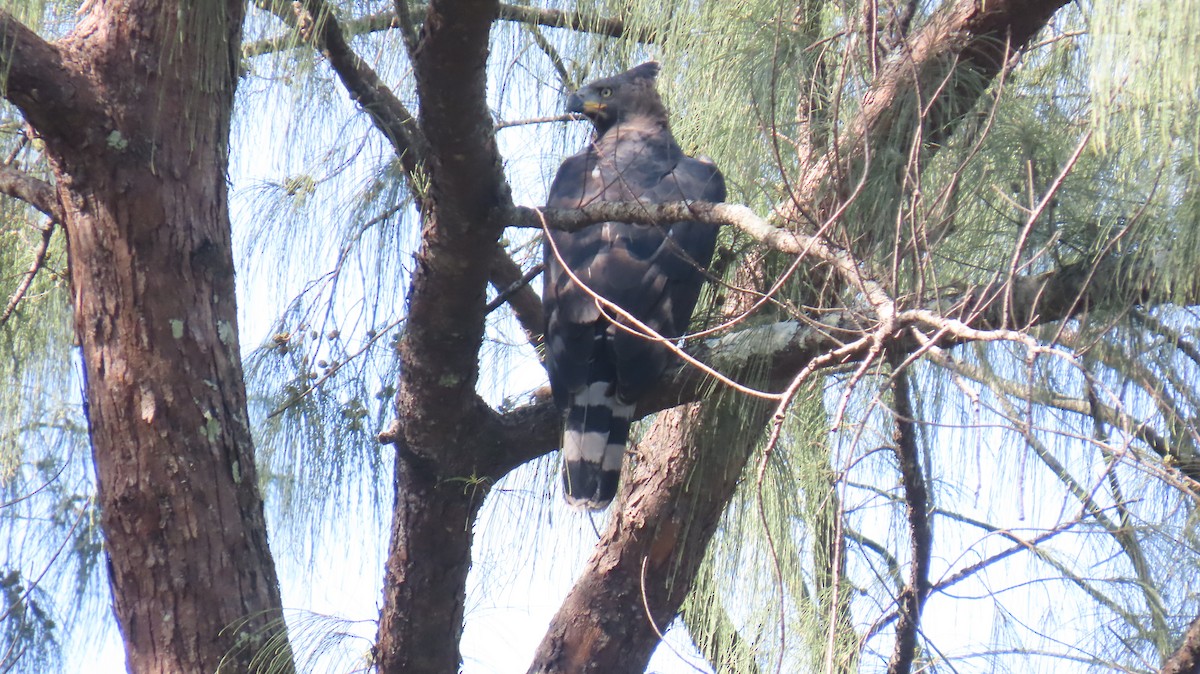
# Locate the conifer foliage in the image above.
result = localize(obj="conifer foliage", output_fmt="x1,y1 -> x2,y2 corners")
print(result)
1,0 -> 1199,672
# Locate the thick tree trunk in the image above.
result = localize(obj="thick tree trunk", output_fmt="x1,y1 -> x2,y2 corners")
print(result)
373,1 -> 507,671
2,3 -> 289,672
375,438 -> 486,672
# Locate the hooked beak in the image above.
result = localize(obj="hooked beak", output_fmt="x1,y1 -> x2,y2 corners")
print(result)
566,93 -> 606,116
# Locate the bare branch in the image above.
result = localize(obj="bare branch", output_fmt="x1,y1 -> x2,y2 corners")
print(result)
495,113 -> 580,130
243,2 -> 654,58
885,363 -> 931,674
0,166 -> 61,221
0,220 -> 55,327
273,0 -> 427,181
0,11 -> 104,148
511,201 -> 896,318
486,247 -> 544,350
489,246 -> 1170,480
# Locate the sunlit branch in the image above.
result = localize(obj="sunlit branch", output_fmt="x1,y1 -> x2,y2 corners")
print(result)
512,201 -> 895,318
495,113 -> 580,130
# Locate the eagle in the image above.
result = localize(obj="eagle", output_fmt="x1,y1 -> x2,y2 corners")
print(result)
543,62 -> 726,509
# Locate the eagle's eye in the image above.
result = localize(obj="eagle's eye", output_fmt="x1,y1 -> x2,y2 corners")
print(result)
599,87 -> 613,98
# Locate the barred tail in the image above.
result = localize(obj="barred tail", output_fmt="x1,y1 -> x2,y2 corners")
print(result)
561,382 -> 634,510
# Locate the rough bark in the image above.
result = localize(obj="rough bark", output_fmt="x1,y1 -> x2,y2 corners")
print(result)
1,3 -> 289,673
1161,613 -> 1200,674
374,0 -> 512,671
886,366 -> 932,674
528,400 -> 774,673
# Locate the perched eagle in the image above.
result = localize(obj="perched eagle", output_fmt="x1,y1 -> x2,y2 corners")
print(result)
543,62 -> 726,509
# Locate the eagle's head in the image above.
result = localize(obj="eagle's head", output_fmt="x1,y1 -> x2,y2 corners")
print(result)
567,61 -> 667,135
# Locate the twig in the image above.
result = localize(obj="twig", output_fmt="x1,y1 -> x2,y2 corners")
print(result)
484,263 -> 542,315
243,2 -> 654,59
0,220 -> 55,327
495,113 -> 580,130
538,208 -> 784,401
266,316 -> 403,419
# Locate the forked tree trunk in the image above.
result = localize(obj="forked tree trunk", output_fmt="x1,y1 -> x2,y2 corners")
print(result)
1,2 -> 289,672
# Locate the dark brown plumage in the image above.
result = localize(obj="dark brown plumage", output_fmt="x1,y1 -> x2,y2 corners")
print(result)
543,62 -> 726,509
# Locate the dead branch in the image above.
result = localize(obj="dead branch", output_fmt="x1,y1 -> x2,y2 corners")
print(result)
486,247 -> 544,350
0,220 -> 55,327
243,2 -> 654,59
885,362 -> 931,674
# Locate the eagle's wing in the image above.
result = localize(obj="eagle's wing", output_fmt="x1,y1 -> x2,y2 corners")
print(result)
544,133 -> 724,509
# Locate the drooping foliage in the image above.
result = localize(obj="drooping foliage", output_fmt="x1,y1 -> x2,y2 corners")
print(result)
3,0 -> 1200,672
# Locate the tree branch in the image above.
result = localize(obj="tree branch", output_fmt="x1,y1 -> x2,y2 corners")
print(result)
782,0 -> 1072,226
242,2 -> 653,58
489,244 -> 1170,479
518,5 -> 1074,663
885,363 -> 931,674
375,1 -> 514,671
0,166 -> 61,221
527,401 -> 775,673
277,0 -> 427,180
0,11 -> 104,149
0,220 -> 55,327
487,247 -> 544,351
496,3 -> 652,42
